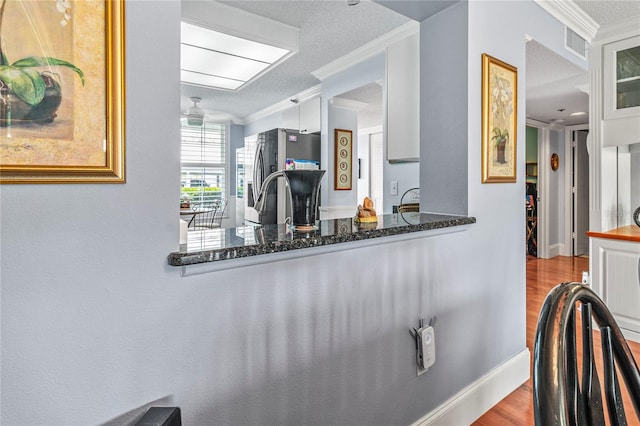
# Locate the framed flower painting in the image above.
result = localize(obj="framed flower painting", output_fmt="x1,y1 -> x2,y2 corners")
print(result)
0,0 -> 125,183
481,53 -> 517,183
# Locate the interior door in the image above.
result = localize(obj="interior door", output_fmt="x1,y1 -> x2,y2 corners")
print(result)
573,129 -> 589,256
370,132 -> 384,209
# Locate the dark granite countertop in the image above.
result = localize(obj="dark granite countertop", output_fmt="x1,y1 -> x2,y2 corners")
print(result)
168,212 -> 475,267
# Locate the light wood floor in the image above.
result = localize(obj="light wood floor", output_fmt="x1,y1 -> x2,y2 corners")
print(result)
472,256 -> 640,425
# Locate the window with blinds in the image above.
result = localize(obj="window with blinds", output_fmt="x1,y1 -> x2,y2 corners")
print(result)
180,121 -> 226,207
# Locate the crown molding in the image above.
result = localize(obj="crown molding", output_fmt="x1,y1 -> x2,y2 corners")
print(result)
534,0 -> 599,43
592,15 -> 640,45
329,97 -> 368,111
311,20 -> 419,81
243,85 -> 322,124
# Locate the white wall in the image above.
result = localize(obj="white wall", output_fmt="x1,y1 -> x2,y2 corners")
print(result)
1,1 -> 583,425
548,128 -> 565,249
384,161 -> 420,213
419,0 -> 589,377
1,2 -> 182,423
356,130 -> 372,203
327,105 -> 359,210
320,53 -> 387,213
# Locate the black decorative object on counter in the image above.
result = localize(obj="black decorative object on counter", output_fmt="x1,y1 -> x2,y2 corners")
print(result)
634,206 -> 640,227
284,170 -> 325,229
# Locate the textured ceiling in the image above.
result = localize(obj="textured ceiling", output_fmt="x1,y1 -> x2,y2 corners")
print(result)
574,0 -> 640,27
526,40 -> 590,126
181,0 -> 640,127
181,0 -> 409,122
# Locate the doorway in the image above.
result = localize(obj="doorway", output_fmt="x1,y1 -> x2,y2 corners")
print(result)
526,125 -> 539,257
570,127 -> 589,256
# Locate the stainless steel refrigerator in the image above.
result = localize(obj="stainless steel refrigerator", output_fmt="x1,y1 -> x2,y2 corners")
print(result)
245,128 -> 320,225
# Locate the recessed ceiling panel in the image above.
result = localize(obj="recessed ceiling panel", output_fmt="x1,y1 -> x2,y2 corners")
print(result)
181,70 -> 243,91
181,22 -> 290,63
181,44 -> 272,81
180,21 -> 293,91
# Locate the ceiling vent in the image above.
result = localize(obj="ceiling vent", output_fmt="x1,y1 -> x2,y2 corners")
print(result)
565,27 -> 587,59
187,97 -> 204,126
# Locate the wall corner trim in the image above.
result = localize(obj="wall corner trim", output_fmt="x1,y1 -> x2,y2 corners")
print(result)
411,348 -> 530,426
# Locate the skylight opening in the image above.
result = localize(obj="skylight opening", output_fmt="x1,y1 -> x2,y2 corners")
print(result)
181,21 -> 293,91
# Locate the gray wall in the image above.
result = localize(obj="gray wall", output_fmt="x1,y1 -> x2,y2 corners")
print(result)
420,3 -> 469,215
1,1 -> 582,424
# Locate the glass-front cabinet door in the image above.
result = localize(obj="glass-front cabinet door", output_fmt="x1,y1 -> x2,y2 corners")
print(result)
604,35 -> 640,120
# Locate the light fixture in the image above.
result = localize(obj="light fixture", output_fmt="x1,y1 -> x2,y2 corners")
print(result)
180,2 -> 299,91
187,97 -> 204,126
570,111 -> 587,116
347,0 -> 360,5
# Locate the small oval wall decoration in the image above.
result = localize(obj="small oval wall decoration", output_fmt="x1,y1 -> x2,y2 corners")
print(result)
551,153 -> 560,171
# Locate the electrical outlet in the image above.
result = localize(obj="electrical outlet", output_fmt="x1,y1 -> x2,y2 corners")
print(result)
391,180 -> 398,196
582,271 -> 589,285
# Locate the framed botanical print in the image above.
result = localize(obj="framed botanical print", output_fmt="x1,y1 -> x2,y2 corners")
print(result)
0,0 -> 125,183
481,53 -> 517,183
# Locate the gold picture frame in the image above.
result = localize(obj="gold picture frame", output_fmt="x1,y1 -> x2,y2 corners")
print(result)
481,53 -> 517,183
0,0 -> 125,184
334,128 -> 352,190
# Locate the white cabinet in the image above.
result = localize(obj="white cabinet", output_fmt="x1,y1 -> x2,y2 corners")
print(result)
282,97 -> 321,134
282,107 -> 299,131
590,237 -> 640,342
299,97 -> 321,134
603,35 -> 640,120
597,33 -> 640,147
386,32 -> 419,162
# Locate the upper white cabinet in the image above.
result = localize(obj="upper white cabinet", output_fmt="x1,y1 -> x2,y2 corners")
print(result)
386,32 -> 419,162
603,35 -> 640,120
299,97 -> 321,134
283,96 -> 321,134
593,29 -> 640,147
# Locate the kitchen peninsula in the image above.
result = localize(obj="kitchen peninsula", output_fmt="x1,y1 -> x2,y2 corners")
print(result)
168,213 -> 475,270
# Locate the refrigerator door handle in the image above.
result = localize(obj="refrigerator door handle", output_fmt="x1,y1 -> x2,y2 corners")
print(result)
253,140 -> 265,203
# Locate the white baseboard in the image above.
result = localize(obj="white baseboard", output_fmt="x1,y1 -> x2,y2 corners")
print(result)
411,348 -> 530,426
548,243 -> 564,258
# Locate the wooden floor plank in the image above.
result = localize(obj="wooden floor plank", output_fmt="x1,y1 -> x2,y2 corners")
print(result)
472,256 -> 640,426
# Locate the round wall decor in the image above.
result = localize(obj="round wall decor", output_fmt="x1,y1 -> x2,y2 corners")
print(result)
550,153 -> 559,171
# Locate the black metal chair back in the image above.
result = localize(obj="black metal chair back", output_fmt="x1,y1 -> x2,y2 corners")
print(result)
211,199 -> 227,228
191,203 -> 217,229
533,282 -> 640,425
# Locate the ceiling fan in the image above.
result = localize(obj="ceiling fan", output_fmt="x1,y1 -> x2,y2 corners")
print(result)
184,96 -> 204,126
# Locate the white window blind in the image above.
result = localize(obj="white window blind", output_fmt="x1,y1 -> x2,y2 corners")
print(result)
180,121 -> 226,207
